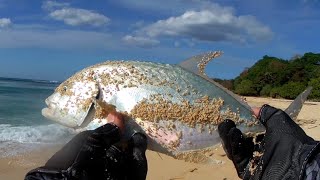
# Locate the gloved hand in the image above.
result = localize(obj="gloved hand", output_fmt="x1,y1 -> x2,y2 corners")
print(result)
218,104 -> 320,180
25,112 -> 148,180
127,132 -> 148,180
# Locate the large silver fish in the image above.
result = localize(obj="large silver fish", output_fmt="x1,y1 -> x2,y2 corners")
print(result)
42,51 -> 311,163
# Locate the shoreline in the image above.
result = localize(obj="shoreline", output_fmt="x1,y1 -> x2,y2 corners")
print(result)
1,96 -> 319,180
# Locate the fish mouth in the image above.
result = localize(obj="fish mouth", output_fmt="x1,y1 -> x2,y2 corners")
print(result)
41,98 -> 64,125
41,106 -> 77,128
41,107 -> 52,119
45,98 -> 55,109
41,98 -> 96,128
42,98 -> 51,117
42,98 -> 57,119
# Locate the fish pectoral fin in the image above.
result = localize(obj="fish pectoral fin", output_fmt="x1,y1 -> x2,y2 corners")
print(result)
78,102 -> 97,128
285,86 -> 313,121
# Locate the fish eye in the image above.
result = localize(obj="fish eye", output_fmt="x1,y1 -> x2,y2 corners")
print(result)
63,86 -> 67,91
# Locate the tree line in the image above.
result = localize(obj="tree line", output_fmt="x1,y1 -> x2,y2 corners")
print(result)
214,52 -> 320,101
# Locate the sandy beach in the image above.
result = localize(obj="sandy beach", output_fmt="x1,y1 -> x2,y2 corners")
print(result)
1,97 -> 319,180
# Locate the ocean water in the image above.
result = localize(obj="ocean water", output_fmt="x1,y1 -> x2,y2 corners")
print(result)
0,77 -> 74,157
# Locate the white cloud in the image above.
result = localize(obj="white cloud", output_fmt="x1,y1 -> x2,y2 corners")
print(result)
49,8 -> 109,27
42,1 -> 110,27
122,35 -> 160,48
114,0 -> 214,15
135,6 -> 273,43
42,1 -> 69,11
0,18 -> 11,28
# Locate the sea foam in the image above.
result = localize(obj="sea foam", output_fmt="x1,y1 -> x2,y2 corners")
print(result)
0,124 -> 75,157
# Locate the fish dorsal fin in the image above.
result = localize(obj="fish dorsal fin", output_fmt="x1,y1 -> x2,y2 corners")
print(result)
285,86 -> 313,121
178,51 -> 252,110
178,51 -> 223,77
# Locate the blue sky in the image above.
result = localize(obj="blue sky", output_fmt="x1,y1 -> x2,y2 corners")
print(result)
0,0 -> 319,81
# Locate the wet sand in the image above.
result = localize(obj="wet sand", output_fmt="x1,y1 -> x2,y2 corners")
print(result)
1,97 -> 319,180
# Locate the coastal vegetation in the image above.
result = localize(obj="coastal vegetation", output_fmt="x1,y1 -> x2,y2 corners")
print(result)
215,52 -> 320,101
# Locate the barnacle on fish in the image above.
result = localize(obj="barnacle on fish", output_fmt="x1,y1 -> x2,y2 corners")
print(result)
198,51 -> 223,76
94,100 -> 116,119
130,94 -> 243,128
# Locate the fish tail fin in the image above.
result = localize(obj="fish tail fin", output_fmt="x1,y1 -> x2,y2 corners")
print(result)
285,86 -> 313,121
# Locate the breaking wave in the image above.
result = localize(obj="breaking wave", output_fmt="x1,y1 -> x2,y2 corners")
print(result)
0,77 -> 60,85
0,124 -> 75,157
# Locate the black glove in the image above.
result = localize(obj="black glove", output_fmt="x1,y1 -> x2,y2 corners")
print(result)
218,119 -> 254,178
218,104 -> 320,180
25,124 -> 148,180
97,132 -> 148,180
45,123 -> 121,170
127,132 -> 148,180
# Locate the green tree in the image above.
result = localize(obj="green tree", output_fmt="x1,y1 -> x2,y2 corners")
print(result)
216,52 -> 320,101
308,77 -> 320,100
270,87 -> 282,98
278,82 -> 307,99
235,79 -> 257,96
260,84 -> 272,97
